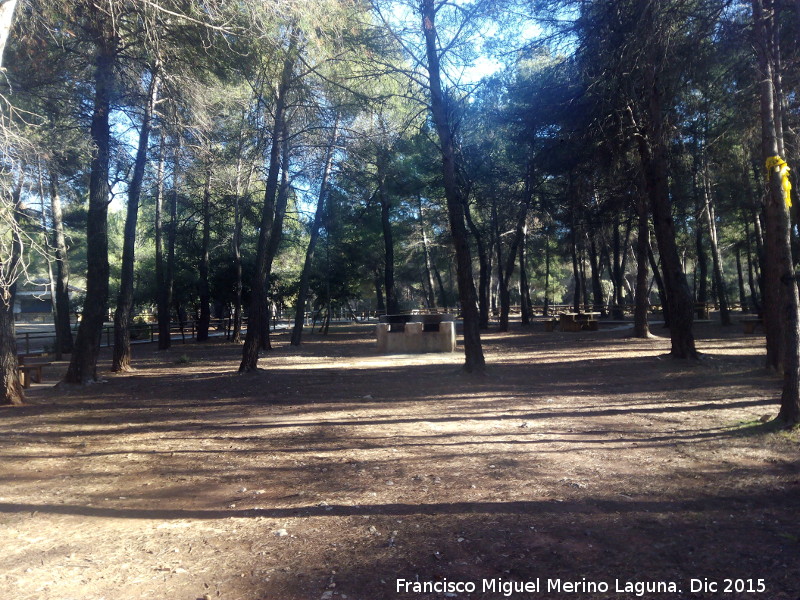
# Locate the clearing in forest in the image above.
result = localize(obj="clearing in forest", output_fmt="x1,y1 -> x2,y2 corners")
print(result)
1,323 -> 798,600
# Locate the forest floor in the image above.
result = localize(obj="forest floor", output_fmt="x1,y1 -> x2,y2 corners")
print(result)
1,320 -> 799,600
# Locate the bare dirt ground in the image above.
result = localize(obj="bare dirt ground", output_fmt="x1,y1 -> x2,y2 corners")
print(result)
1,321 -> 798,600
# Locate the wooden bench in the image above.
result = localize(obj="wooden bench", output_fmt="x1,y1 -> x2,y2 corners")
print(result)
18,362 -> 51,388
742,317 -> 763,334
17,352 -> 43,366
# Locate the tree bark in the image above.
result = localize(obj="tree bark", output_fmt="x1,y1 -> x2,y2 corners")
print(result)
379,164 -> 397,314
112,68 -> 159,371
0,168 -> 25,405
701,162 -> 730,325
63,24 -> 115,384
735,248 -> 748,312
153,134 -> 169,349
695,207 -> 709,311
419,197 -> 438,311
543,229 -> 551,316
0,295 -> 22,405
196,166 -> 212,342
463,197 -> 489,328
421,0 -> 484,372
633,193 -> 650,338
519,224 -> 532,325
291,117 -> 337,346
588,235 -> 604,316
637,108 -> 697,357
49,171 -> 73,356
240,29 -> 297,372
752,0 -> 799,424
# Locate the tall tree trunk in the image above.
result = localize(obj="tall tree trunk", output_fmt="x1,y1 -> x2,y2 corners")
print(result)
745,222 -> 760,311
588,235 -> 605,316
647,240 -> 670,328
695,204 -> 709,310
49,171 -> 73,356
153,134 -> 170,349
633,193 -> 650,338
499,189 -> 532,330
261,135 -> 292,351
735,248 -> 748,312
291,117 -> 337,346
463,198 -> 489,328
637,124 -> 697,357
752,0 -> 799,424
64,25 -> 115,384
570,220 -> 581,313
519,224 -> 532,325
112,68 -> 159,371
419,197 -> 438,311
196,166 -> 212,342
544,230 -> 551,316
240,29 -> 297,372
611,214 -> 624,319
379,166 -> 397,314
0,168 -> 25,405
493,197 -> 509,330
374,272 -> 385,314
421,0 -> 484,372
702,163 -> 730,325
232,179 -> 244,343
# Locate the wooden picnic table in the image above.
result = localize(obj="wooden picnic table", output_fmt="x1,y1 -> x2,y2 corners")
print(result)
559,312 -> 599,332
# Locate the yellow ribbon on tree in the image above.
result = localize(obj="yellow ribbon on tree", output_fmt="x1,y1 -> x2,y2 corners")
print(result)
766,155 -> 792,208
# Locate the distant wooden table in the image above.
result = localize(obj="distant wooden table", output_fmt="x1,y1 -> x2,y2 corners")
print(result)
17,353 -> 51,388
559,312 -> 599,332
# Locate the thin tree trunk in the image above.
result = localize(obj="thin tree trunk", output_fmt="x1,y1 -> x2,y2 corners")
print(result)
64,26 -> 115,384
196,166 -> 212,342
422,0 -> 484,372
419,197 -> 437,311
232,180 -> 243,343
647,240 -> 670,328
611,214 -> 624,319
544,230 -> 551,316
463,197 -> 489,328
49,171 -> 73,356
735,248 -> 748,312
374,273 -> 385,313
153,134 -> 169,349
519,224 -> 531,325
499,189 -> 532,330
745,222 -> 760,311
633,193 -> 650,338
291,117 -> 337,346
113,68 -> 159,370
379,166 -> 397,314
570,211 -> 581,313
695,220 -> 708,317
261,135 -> 292,351
588,235 -> 604,316
702,162 -> 730,325
240,29 -> 297,372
